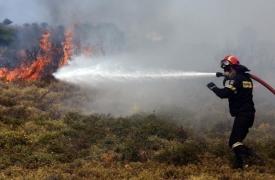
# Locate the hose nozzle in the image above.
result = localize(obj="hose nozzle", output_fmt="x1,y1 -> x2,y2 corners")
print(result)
216,72 -> 224,78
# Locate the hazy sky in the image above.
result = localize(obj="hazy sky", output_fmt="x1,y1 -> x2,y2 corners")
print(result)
2,0 -> 275,48
2,1 -> 275,63
2,0 -> 275,41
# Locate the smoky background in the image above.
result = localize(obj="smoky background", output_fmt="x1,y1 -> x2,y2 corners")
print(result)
0,0 -> 274,126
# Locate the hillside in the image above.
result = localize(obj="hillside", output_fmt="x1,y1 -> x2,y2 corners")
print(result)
0,81 -> 274,179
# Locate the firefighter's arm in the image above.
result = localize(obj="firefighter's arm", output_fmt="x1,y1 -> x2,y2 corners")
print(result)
207,82 -> 235,99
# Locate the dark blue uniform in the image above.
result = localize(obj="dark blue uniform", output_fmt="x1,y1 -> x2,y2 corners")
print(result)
208,62 -> 259,168
211,73 -> 255,147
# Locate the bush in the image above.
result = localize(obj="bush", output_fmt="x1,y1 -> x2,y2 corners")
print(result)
0,95 -> 16,107
0,131 -> 29,148
207,139 -> 231,158
117,140 -> 141,162
255,139 -> 275,159
154,141 -> 202,165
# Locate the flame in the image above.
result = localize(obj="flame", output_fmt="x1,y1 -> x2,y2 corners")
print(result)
39,31 -> 51,51
0,25 -> 99,82
0,28 -> 77,82
0,31 -> 52,81
59,30 -> 73,67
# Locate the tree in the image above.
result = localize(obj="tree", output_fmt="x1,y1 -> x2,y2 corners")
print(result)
0,24 -> 15,46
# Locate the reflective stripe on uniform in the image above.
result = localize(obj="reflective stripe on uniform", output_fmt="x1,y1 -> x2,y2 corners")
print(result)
232,142 -> 243,149
225,84 -> 237,92
242,81 -> 253,88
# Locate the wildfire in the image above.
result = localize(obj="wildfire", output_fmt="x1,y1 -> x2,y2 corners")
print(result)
0,30 -> 73,82
40,31 -> 51,51
59,30 -> 73,67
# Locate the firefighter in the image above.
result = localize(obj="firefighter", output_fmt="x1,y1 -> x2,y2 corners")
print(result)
206,55 -> 256,169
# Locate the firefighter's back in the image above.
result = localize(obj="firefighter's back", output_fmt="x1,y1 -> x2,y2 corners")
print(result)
229,73 -> 255,116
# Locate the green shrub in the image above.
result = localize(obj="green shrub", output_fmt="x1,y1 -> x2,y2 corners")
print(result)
0,131 -> 29,148
117,140 -> 140,162
256,139 -> 275,159
154,141 -> 201,165
129,114 -> 183,141
0,116 -> 24,127
0,156 -> 12,169
38,132 -> 62,145
207,139 -> 231,158
24,153 -> 54,169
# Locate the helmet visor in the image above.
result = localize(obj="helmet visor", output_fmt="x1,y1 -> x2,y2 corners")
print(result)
221,59 -> 230,68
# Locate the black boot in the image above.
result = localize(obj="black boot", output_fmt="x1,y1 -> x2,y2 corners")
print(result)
232,155 -> 243,169
232,145 -> 250,169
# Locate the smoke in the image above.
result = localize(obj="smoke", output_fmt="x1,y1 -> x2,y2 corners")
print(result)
1,0 -> 275,117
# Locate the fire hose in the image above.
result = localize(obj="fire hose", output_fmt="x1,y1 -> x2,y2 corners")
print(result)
249,73 -> 275,95
216,72 -> 275,95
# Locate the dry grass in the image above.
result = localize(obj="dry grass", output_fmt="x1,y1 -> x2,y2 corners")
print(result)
0,80 -> 274,179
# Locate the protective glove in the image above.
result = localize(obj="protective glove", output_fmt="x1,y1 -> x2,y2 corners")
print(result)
216,72 -> 224,78
207,82 -> 217,90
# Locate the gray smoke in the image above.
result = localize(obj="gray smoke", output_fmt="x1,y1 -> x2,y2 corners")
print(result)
1,0 -> 274,118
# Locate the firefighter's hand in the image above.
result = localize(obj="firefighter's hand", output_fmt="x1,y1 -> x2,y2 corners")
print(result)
207,82 -> 217,90
216,72 -> 224,78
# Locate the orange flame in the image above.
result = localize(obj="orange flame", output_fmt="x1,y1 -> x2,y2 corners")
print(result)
0,31 -> 52,81
39,31 -> 51,51
59,30 -> 73,67
0,28 -> 76,82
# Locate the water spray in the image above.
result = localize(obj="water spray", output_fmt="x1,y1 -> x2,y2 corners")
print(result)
54,60 -> 216,83
216,72 -> 275,95
55,70 -> 216,82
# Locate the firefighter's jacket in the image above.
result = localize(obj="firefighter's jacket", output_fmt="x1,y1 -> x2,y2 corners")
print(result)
212,73 -> 255,117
